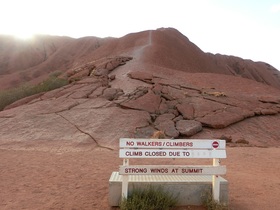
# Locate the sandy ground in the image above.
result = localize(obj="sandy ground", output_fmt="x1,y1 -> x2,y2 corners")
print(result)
0,143 -> 279,210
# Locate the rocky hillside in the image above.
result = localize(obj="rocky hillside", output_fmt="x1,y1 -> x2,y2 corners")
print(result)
0,28 -> 280,148
0,34 -> 106,89
1,28 -> 280,90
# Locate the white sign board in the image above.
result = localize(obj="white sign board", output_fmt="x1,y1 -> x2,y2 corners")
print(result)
119,165 -> 226,175
120,138 -> 225,149
119,149 -> 226,158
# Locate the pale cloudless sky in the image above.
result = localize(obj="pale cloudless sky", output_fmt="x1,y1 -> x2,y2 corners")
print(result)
1,0 -> 280,70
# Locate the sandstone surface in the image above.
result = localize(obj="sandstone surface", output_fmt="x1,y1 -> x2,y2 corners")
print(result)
0,28 -> 280,147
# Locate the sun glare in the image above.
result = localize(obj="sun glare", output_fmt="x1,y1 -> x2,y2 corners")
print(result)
13,32 -> 35,40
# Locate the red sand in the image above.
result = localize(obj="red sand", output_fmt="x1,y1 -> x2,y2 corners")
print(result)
0,143 -> 279,210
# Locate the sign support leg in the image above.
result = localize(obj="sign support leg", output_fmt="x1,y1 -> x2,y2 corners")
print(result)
121,159 -> 129,199
212,158 -> 220,202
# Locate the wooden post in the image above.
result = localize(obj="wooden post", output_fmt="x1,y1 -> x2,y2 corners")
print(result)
121,159 -> 129,199
212,158 -> 220,202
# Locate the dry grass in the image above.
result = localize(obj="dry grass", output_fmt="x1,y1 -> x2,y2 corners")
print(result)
201,190 -> 228,210
120,185 -> 178,210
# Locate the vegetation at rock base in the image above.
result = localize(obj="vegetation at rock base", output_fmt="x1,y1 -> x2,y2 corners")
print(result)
0,72 -> 68,111
120,185 -> 178,210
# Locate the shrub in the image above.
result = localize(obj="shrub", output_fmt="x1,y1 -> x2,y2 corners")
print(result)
32,77 -> 68,93
120,185 -> 178,210
202,190 -> 228,210
0,75 -> 68,111
49,70 -> 63,78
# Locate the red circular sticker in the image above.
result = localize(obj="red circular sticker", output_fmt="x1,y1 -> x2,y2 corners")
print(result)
212,141 -> 219,148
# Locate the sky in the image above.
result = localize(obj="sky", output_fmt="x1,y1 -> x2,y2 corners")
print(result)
1,0 -> 280,70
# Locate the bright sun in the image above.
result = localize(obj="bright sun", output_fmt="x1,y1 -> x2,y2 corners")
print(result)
13,32 -> 35,40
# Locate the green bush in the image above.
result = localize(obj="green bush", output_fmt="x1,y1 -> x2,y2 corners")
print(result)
120,185 -> 178,210
0,75 -> 68,111
32,77 -> 68,93
48,70 -> 63,78
202,190 -> 228,210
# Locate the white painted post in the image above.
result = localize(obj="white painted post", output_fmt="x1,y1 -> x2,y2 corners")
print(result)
121,159 -> 129,199
212,158 -> 220,202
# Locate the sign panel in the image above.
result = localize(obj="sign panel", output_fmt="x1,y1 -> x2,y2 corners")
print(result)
120,138 -> 226,149
119,165 -> 226,175
119,149 -> 226,158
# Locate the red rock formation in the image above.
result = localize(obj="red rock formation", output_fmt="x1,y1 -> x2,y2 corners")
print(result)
1,28 -> 279,90
0,28 -> 280,147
